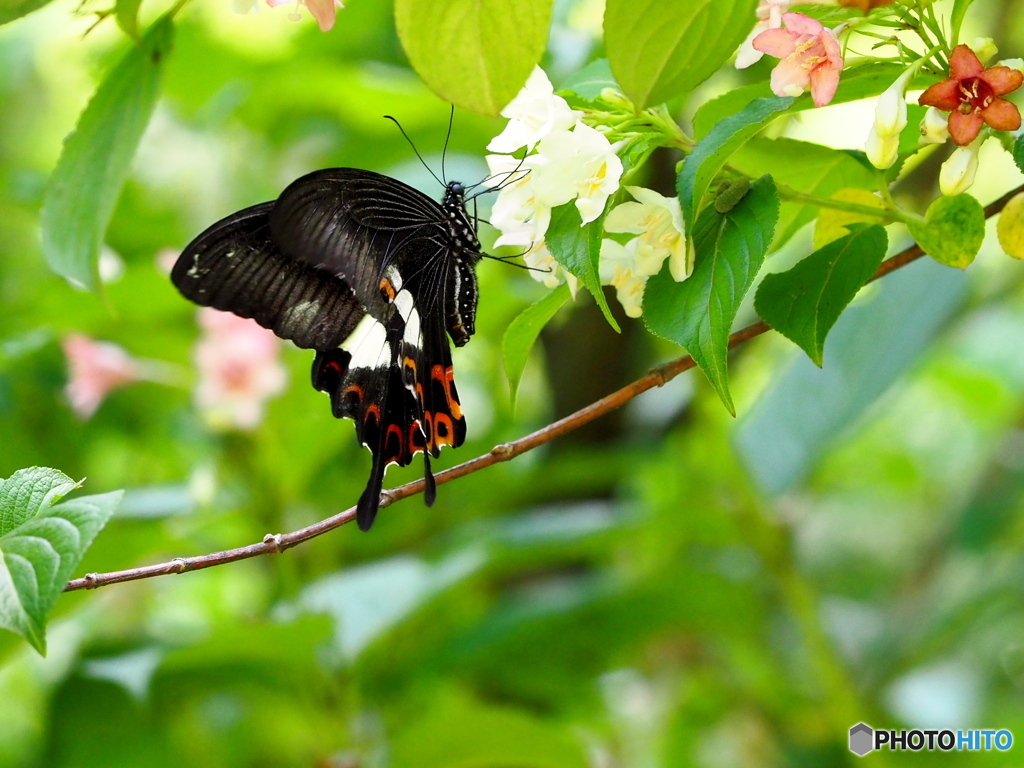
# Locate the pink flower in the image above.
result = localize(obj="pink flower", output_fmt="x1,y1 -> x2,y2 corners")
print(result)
267,0 -> 343,32
753,13 -> 844,107
194,309 -> 287,431
62,334 -> 141,419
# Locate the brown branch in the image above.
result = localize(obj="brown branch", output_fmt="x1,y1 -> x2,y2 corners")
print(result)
64,183 -> 1024,593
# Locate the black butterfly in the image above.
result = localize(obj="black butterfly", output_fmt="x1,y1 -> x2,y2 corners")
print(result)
172,168 -> 485,531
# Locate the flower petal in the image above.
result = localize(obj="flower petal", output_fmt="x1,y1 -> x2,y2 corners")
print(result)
949,44 -> 984,79
770,56 -> 811,98
981,97 -> 1022,131
779,11 -> 822,35
809,63 -> 840,106
980,65 -> 1024,96
752,27 -> 796,58
948,109 -> 984,145
305,0 -> 338,30
918,79 -> 961,111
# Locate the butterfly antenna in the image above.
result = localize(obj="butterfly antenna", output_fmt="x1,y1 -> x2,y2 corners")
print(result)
441,105 -> 454,185
466,156 -> 531,201
383,114 -> 444,188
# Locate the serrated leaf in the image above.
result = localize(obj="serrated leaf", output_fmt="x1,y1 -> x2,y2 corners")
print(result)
40,17 -> 173,291
907,194 -> 985,269
604,0 -> 757,109
693,63 -> 932,139
644,176 -> 779,415
997,192 -> 1024,260
502,285 -> 571,408
0,485 -> 122,654
677,96 -> 792,239
0,0 -> 54,25
755,225 -> 888,366
546,203 -> 620,332
0,468 -> 80,537
394,0 -> 553,117
115,0 -> 144,38
814,188 -> 887,248
730,138 -> 876,250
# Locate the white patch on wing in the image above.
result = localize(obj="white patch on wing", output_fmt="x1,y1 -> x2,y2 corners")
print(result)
385,265 -> 403,293
344,315 -> 391,370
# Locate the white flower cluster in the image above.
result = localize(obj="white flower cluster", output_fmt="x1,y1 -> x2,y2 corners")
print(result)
486,68 -> 689,318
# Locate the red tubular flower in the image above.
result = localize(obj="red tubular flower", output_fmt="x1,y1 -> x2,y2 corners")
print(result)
918,44 -> 1024,145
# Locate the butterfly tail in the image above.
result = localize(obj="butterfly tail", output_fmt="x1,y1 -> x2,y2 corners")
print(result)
357,454 -> 387,531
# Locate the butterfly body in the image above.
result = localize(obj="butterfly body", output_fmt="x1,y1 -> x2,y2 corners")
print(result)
173,168 -> 484,530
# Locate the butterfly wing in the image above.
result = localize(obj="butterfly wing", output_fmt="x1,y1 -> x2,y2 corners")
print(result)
171,202 -> 364,351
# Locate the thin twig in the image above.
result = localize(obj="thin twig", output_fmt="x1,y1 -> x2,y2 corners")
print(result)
63,183 -> 1024,593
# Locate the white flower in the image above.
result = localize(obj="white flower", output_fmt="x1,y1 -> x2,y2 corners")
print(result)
487,67 -> 583,154
605,186 -> 689,280
534,122 -> 624,224
522,240 -> 579,295
598,239 -> 646,318
735,0 -> 790,69
486,153 -> 550,247
920,107 -> 950,144
939,136 -> 983,196
874,68 -> 913,138
866,124 -> 900,169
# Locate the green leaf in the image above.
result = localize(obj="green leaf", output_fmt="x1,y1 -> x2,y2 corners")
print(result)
0,470 -> 122,654
951,0 -> 977,47
645,176 -> 779,415
605,0 -> 758,109
391,687 -> 588,768
557,58 -> 618,102
755,225 -> 888,366
677,96 -> 792,237
730,138 -> 876,249
736,258 -> 967,494
1013,134 -> 1024,175
394,0 -> 553,117
907,194 -> 986,270
116,0 -> 144,38
997,191 -> 1024,259
502,285 -> 571,408
40,17 -> 173,291
814,188 -> 887,249
693,63 -> 926,139
0,468 -> 80,537
546,203 -> 620,332
0,0 -> 55,25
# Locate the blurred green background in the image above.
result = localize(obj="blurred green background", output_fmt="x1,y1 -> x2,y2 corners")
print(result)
2,0 -> 1024,765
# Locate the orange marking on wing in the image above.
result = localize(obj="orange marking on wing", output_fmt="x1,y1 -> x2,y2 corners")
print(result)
385,423 -> 405,462
365,404 -> 380,419
327,360 -> 343,373
432,413 -> 455,447
379,278 -> 396,302
423,411 -> 435,453
431,364 -> 463,420
343,384 -> 364,399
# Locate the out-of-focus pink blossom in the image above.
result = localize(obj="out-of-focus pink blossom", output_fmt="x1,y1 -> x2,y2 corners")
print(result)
267,0 -> 343,31
753,13 -> 844,107
194,308 -> 287,431
62,334 -> 141,419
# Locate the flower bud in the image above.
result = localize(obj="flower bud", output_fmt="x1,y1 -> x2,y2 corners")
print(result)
920,107 -> 950,144
939,138 -> 982,196
874,68 -> 912,138
866,124 -> 899,169
973,37 -> 998,64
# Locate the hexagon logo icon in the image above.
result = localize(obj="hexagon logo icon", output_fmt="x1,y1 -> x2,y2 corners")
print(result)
849,723 -> 874,756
